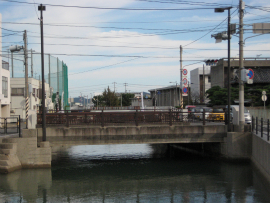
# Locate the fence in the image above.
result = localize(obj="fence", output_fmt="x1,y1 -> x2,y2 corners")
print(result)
37,110 -> 226,127
0,116 -> 20,136
252,116 -> 270,141
8,52 -> 69,109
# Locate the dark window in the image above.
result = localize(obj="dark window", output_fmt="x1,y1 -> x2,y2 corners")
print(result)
11,88 -> 24,96
2,76 -> 8,98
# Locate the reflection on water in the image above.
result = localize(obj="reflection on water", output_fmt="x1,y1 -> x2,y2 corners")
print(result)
0,144 -> 270,202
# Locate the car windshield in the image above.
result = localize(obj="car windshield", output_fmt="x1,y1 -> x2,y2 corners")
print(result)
188,107 -> 195,112
203,108 -> 212,112
229,106 -> 249,113
212,108 -> 224,113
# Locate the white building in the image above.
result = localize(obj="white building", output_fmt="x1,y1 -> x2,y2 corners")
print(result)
10,78 -> 53,119
0,13 -> 11,118
190,66 -> 211,104
0,60 -> 11,118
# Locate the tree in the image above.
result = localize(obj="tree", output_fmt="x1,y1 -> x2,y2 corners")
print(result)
121,93 -> 135,106
206,86 -> 239,106
102,86 -> 119,106
190,90 -> 201,105
92,95 -> 104,107
245,84 -> 270,107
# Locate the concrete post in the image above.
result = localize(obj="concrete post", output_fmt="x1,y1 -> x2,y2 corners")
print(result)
239,0 -> 245,132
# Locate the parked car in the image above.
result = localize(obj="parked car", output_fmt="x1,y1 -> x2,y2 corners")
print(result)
190,107 -> 212,120
192,107 -> 202,120
185,105 -> 196,113
202,107 -> 213,120
208,108 -> 225,121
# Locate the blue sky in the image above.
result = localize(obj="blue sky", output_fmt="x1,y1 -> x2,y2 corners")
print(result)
1,0 -> 270,98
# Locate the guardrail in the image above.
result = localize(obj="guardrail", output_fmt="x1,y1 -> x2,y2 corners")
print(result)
252,116 -> 270,141
37,110 -> 225,127
0,116 -> 21,136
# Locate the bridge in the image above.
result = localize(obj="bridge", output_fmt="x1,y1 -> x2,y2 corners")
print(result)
34,110 -> 227,146
0,110 -> 252,173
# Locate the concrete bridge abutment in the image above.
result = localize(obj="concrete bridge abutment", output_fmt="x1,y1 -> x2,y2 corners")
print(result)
0,129 -> 51,173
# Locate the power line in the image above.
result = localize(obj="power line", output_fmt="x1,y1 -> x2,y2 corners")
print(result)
0,0 -> 226,11
183,8 -> 238,47
69,58 -> 140,76
136,0 -> 237,7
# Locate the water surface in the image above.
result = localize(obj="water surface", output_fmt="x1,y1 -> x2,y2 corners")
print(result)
0,144 -> 269,202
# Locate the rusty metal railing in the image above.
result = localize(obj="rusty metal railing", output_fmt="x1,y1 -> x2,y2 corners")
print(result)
37,110 -> 225,127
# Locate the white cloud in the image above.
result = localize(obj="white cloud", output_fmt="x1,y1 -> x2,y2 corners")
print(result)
1,0 -> 270,97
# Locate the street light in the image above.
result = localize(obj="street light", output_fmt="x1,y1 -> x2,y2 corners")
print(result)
38,4 -> 46,141
214,6 -> 233,132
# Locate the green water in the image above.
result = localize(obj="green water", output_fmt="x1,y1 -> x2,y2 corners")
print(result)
0,144 -> 269,202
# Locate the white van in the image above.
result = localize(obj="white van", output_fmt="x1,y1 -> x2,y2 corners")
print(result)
227,105 -> 251,124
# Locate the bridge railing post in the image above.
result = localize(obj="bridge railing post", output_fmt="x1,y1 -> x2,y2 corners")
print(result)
66,111 -> 69,127
203,109 -> 205,126
252,116 -> 254,132
19,115 -> 21,138
101,110 -> 104,127
256,117 -> 258,135
169,109 -> 172,126
261,118 -> 263,138
135,110 -> 138,126
267,119 -> 269,141
4,118 -> 7,134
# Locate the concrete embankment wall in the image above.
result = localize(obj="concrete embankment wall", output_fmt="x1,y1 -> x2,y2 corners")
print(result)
252,134 -> 270,182
247,107 -> 270,120
0,130 -> 51,173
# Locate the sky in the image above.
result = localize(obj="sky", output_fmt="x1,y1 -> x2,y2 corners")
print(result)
0,0 -> 270,98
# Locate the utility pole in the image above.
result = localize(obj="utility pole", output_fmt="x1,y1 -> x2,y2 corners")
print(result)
113,82 -> 117,92
11,52 -> 13,78
57,57 -> 59,93
23,30 -> 29,129
38,4 -> 46,141
180,46 -> 183,109
124,83 -> 128,93
239,0 -> 245,132
31,49 -> 33,78
48,54 -> 51,86
203,64 -> 205,103
121,94 -> 122,108
155,89 -> 157,109
227,8 -> 232,132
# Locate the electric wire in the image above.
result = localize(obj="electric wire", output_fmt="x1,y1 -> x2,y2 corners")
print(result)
0,0 -> 228,11
183,8 -> 238,48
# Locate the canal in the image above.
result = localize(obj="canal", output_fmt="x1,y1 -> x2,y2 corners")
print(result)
0,144 -> 270,202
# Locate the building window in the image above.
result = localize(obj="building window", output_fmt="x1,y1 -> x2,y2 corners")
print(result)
2,76 -> 8,98
208,76 -> 211,83
33,88 -> 35,97
11,88 -> 24,96
2,61 -> 9,70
